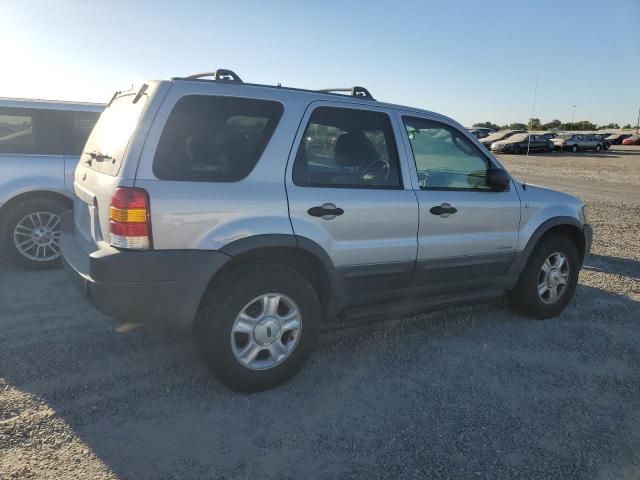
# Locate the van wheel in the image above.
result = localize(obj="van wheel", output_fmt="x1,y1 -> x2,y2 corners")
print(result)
508,234 -> 579,319
572,144 -> 579,153
595,144 -> 602,152
194,262 -> 321,392
1,197 -> 67,269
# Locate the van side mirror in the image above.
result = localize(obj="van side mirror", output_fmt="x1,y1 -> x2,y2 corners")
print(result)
486,167 -> 510,191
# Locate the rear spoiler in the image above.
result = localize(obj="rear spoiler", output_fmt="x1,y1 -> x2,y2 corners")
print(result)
107,84 -> 148,107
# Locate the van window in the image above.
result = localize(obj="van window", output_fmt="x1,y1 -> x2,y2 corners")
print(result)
82,94 -> 148,176
0,109 -> 35,154
153,95 -> 284,182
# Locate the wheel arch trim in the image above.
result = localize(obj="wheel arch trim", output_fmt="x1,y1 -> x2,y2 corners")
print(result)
509,216 -> 585,276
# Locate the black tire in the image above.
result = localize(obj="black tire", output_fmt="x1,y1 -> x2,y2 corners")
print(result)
0,197 -> 68,270
595,144 -> 602,152
507,233 -> 580,319
572,144 -> 579,153
194,262 -> 321,392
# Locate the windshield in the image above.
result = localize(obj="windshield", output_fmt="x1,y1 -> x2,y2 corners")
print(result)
81,93 -> 148,176
506,133 -> 528,142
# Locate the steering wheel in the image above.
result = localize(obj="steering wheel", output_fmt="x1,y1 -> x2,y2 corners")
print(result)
360,159 -> 390,183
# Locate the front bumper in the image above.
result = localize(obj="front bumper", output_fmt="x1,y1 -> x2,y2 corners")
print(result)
59,211 -> 230,328
583,223 -> 593,263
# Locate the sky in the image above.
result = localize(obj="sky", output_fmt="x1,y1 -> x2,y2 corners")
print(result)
1,0 -> 639,127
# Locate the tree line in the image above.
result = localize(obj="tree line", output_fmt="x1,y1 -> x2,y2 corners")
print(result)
473,119 -> 633,131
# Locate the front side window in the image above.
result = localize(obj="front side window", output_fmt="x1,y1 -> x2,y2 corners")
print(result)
153,95 -> 283,182
403,117 -> 491,190
293,107 -> 401,189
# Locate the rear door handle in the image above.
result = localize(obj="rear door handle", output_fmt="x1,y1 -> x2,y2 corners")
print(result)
430,203 -> 457,217
308,203 -> 344,218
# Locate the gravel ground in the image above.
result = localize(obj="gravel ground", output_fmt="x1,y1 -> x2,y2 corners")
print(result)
1,147 -> 639,479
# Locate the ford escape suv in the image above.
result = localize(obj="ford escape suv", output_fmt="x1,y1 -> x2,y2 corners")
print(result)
0,98 -> 103,268
60,70 -> 592,392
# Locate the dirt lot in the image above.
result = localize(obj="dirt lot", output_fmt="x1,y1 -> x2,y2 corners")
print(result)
1,147 -> 639,479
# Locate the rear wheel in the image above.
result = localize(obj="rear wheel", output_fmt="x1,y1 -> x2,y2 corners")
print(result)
595,144 -> 602,152
194,262 -> 321,392
508,233 -> 579,319
1,197 -> 68,269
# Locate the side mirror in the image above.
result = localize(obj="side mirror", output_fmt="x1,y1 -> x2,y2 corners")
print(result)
486,167 -> 510,191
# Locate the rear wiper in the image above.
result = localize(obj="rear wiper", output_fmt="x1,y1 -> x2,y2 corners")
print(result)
84,151 -> 114,165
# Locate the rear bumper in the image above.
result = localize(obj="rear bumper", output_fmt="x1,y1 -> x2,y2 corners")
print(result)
59,211 -> 230,328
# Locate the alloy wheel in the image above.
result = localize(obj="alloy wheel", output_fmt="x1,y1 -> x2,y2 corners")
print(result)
230,293 -> 302,370
13,211 -> 62,262
537,252 -> 570,304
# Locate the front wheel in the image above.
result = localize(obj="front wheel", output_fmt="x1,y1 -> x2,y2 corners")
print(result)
572,144 -> 579,153
194,262 -> 321,392
508,234 -> 580,319
595,144 -> 602,152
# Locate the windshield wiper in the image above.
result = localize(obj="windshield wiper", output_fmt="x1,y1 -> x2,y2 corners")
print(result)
84,151 -> 114,165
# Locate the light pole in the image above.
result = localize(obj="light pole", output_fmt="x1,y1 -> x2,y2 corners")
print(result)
570,104 -> 577,131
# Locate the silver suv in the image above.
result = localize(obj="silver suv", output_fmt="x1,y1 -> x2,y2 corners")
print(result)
0,98 -> 103,268
552,133 -> 603,152
60,70 -> 592,392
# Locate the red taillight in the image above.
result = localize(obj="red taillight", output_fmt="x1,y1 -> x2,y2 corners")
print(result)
109,187 -> 152,250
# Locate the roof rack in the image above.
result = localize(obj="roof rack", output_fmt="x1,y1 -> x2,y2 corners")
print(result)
179,69 -> 243,83
318,86 -> 375,100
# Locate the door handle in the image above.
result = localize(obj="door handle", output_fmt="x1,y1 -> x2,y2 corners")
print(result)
308,204 -> 344,218
430,203 -> 457,216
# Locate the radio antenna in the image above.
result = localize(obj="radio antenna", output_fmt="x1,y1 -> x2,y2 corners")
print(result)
524,74 -> 539,190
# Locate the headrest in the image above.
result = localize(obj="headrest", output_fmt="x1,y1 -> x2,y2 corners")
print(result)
334,133 -> 367,166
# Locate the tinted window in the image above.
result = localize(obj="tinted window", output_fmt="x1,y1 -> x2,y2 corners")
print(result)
403,117 -> 491,190
0,107 -> 99,156
153,95 -> 283,182
0,108 -> 66,155
0,109 -> 34,154
293,107 -> 401,189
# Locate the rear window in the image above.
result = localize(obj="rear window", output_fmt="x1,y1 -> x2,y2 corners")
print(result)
82,94 -> 148,176
65,111 -> 100,155
153,95 -> 284,182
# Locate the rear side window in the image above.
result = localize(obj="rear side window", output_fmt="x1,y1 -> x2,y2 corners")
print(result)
293,107 -> 402,189
0,108 -> 67,155
153,95 -> 284,182
0,109 -> 35,154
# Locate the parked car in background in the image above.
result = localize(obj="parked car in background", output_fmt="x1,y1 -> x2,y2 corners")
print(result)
469,129 -> 490,139
551,133 -> 603,152
59,70 -> 592,392
490,133 -> 553,154
605,133 -> 631,145
480,129 -> 526,150
0,98 -> 103,268
621,134 -> 640,145
593,134 -> 611,150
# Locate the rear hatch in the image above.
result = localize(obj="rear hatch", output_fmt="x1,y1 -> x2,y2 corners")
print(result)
72,83 -> 163,252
